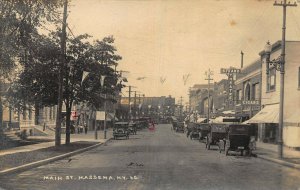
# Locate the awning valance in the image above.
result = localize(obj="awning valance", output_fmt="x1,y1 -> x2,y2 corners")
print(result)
247,104 -> 278,124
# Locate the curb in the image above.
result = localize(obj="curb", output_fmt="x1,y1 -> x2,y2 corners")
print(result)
0,138 -> 112,176
257,155 -> 300,169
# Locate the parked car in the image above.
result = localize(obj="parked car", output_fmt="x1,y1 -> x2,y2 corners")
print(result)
189,123 -> 200,140
206,123 -> 227,150
113,122 -> 130,140
186,122 -> 195,138
198,123 -> 211,142
128,122 -> 137,135
219,124 -> 252,156
175,122 -> 185,133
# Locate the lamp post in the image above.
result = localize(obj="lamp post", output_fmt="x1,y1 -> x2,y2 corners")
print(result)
264,0 -> 296,159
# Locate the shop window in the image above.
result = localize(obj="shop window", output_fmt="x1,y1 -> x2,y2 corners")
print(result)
267,68 -> 276,91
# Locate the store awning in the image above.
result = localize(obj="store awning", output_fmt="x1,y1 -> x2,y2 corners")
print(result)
196,118 -> 207,123
246,104 -> 278,124
222,110 -> 235,114
107,113 -> 119,121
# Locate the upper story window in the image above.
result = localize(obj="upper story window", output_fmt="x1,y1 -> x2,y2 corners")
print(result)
267,67 -> 276,92
244,83 -> 251,101
252,83 -> 260,100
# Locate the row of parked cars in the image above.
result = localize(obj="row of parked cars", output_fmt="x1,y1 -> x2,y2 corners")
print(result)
113,118 -> 150,140
172,120 -> 256,156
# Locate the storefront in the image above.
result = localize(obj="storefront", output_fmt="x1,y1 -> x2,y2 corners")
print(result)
246,104 -> 279,143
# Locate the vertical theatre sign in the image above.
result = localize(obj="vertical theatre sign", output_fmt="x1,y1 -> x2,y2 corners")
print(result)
220,68 -> 241,105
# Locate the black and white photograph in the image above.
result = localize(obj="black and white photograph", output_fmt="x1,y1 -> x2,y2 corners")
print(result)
0,0 -> 300,189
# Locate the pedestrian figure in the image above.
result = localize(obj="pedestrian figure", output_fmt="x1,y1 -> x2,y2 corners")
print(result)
84,123 -> 88,134
43,123 -> 46,131
77,126 -> 80,134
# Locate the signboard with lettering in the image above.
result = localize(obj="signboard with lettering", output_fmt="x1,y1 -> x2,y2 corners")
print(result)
242,100 -> 260,105
220,68 -> 241,74
228,73 -> 234,104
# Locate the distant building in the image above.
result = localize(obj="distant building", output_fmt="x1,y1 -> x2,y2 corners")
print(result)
120,95 -> 175,119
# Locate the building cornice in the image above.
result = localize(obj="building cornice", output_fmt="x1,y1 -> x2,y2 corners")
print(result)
235,69 -> 261,85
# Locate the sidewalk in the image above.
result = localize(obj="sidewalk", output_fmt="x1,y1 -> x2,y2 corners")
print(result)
255,141 -> 300,168
0,130 -> 113,175
0,130 -> 112,156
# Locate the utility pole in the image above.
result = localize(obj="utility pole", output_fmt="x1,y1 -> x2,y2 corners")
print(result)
126,86 -> 136,120
205,69 -> 213,123
179,96 -> 183,119
273,0 -> 297,159
55,0 -> 68,146
128,86 -> 131,120
134,91 -> 137,119
188,87 -> 192,113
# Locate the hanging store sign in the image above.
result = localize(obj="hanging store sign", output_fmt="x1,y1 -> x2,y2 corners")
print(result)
228,73 -> 234,105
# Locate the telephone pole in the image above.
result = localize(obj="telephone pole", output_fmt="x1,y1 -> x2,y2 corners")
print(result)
273,0 -> 297,159
55,0 -> 68,146
128,86 -> 131,120
179,96 -> 183,119
205,69 -> 213,123
126,86 -> 136,120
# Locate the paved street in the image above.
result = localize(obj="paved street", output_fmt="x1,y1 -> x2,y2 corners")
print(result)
1,124 -> 300,190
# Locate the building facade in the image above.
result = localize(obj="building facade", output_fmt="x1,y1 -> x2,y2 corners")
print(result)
248,41 -> 300,147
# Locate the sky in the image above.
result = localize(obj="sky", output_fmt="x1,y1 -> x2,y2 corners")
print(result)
65,0 -> 300,104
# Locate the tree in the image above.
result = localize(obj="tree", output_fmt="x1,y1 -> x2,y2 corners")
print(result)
6,33 -> 123,145
0,0 -> 62,78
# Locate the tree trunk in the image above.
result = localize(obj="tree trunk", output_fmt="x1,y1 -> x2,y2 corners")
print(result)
65,103 -> 71,145
34,103 -> 39,125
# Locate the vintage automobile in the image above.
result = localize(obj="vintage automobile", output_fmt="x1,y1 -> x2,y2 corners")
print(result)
171,120 -> 178,131
113,122 -> 130,140
219,124 -> 252,156
186,122 -> 195,138
175,122 -> 185,133
189,123 -> 200,140
198,123 -> 211,142
206,123 -> 227,150
128,122 -> 137,135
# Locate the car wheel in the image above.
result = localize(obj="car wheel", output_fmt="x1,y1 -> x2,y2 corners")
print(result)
207,143 -> 210,150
